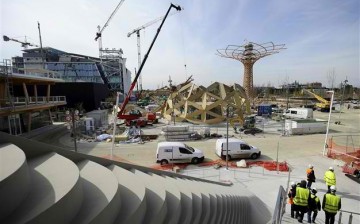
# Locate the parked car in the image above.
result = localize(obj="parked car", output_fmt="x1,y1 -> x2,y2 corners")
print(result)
215,138 -> 261,160
156,142 -> 205,165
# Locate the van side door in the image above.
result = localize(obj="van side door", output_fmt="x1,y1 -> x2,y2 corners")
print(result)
240,143 -> 252,158
179,147 -> 193,163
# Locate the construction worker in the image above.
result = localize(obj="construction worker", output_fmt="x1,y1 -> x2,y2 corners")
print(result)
307,188 -> 321,223
292,180 -> 311,223
288,181 -> 297,218
324,167 -> 336,192
306,164 -> 316,189
322,185 -> 341,224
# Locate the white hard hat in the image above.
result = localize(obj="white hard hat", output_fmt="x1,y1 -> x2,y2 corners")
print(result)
309,164 -> 313,168
329,167 -> 334,171
330,185 -> 336,191
290,181 -> 296,187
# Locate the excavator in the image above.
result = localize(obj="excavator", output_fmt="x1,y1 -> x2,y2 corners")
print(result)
117,4 -> 182,122
302,89 -> 331,112
230,115 -> 256,134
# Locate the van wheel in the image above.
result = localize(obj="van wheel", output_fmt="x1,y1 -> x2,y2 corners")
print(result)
251,153 -> 258,160
191,157 -> 199,164
160,159 -> 169,165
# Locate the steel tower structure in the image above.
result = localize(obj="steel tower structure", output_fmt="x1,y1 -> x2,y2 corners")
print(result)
217,42 -> 285,98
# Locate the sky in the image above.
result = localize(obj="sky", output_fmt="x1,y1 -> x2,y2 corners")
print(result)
1,0 -> 359,89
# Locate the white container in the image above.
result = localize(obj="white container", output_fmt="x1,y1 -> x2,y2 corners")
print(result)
82,117 -> 95,132
285,119 -> 326,135
283,108 -> 313,119
86,109 -> 108,128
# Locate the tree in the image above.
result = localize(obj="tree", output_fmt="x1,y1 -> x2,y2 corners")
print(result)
327,68 -> 336,89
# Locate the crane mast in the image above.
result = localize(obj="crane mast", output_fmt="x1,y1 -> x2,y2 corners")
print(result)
118,3 -> 182,119
127,10 -> 181,91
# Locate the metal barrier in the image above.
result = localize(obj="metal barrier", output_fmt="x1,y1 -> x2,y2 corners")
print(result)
338,210 -> 360,224
271,186 -> 287,224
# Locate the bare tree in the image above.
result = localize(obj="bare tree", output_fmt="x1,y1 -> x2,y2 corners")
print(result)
327,68 -> 336,89
281,75 -> 290,109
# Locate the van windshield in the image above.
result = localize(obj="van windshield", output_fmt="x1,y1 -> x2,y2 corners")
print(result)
184,144 -> 195,152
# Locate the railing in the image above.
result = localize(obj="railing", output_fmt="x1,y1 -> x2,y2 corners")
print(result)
0,96 -> 66,109
179,162 -> 290,182
338,210 -> 360,224
271,186 -> 287,224
185,118 -> 284,137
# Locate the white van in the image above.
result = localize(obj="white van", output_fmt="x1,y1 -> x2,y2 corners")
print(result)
215,138 -> 261,160
156,142 -> 205,165
283,108 -> 313,119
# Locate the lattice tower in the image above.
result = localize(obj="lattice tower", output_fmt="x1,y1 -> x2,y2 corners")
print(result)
217,42 -> 285,98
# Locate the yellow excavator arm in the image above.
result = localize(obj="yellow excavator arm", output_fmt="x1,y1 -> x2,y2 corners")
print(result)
302,89 -> 330,109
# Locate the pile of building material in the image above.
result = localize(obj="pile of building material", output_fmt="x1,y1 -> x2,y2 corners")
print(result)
162,125 -> 194,141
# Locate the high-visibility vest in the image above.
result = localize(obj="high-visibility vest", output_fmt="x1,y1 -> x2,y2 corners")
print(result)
306,168 -> 312,174
324,194 -> 340,213
324,171 -> 336,186
310,194 -> 319,210
288,197 -> 294,204
293,187 -> 309,206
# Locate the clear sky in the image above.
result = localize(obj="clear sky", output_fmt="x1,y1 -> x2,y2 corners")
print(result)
1,0 -> 359,89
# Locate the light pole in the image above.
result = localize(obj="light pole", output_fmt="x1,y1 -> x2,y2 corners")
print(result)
111,92 -> 120,158
323,90 -> 334,156
66,109 -> 79,152
226,106 -> 232,170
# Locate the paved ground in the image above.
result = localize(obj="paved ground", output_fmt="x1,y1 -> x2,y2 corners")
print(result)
27,108 -> 360,223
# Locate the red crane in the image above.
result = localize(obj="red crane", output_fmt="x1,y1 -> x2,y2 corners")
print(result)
117,3 -> 182,120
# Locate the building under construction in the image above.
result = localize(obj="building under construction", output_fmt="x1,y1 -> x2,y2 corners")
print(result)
11,47 -> 132,95
0,59 -> 66,135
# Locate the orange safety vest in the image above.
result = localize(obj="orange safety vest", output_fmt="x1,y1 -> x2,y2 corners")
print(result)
288,197 -> 294,204
288,191 -> 294,204
306,168 -> 312,174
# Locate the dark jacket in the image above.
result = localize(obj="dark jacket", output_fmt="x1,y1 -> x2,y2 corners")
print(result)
309,194 -> 321,211
307,169 -> 316,182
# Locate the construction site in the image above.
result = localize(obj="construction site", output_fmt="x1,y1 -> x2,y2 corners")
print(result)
1,1 -> 359,224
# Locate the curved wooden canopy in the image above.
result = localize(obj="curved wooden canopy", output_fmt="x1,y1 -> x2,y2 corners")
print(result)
163,82 -> 250,124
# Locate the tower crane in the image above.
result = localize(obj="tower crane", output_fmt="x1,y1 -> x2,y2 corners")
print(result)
2,35 -> 39,49
127,10 -> 181,91
94,0 -> 125,58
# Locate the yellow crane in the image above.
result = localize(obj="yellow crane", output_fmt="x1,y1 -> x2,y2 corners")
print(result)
302,89 -> 331,112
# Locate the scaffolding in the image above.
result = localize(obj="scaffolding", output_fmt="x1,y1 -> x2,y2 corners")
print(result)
99,48 -> 125,92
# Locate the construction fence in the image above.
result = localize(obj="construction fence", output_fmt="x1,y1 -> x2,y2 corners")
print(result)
327,135 -> 360,169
